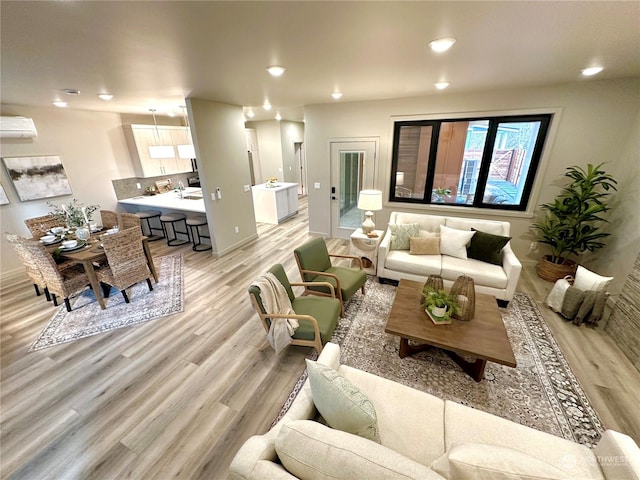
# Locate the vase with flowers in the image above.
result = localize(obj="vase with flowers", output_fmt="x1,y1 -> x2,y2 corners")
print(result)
48,199 -> 99,233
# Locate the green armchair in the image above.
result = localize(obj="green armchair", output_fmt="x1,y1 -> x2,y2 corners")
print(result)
294,237 -> 367,316
248,264 -> 341,353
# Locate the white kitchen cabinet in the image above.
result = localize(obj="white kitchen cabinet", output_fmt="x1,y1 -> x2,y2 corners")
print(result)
122,124 -> 195,178
252,182 -> 298,224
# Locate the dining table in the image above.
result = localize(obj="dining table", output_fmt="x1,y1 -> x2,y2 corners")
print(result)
45,229 -> 158,309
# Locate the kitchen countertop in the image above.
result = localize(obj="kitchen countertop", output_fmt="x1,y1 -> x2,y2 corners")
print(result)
118,187 -> 205,213
251,182 -> 298,191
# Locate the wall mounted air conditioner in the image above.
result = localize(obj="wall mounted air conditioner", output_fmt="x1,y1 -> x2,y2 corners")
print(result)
0,116 -> 38,138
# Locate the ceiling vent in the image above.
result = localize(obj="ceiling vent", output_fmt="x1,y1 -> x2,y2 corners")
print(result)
0,116 -> 38,138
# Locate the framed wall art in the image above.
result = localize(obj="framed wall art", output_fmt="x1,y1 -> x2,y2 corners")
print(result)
2,155 -> 72,201
0,183 -> 9,205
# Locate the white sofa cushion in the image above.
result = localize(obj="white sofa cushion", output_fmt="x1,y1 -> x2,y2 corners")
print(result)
275,420 -> 445,480
430,443 -> 579,480
445,217 -> 508,236
444,401 -> 604,480
440,225 -> 476,259
305,359 -> 380,442
593,430 -> 640,480
441,256 -> 508,289
394,212 -> 447,233
339,365 -> 447,466
386,250 -> 442,276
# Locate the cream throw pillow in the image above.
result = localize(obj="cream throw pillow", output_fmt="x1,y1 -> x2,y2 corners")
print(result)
573,265 -> 613,292
431,443 -> 577,480
305,359 -> 380,442
276,420 -> 444,480
410,237 -> 440,255
439,225 -> 476,260
389,223 -> 420,250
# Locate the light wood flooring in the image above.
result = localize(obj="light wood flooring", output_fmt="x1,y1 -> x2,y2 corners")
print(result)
1,197 -> 639,479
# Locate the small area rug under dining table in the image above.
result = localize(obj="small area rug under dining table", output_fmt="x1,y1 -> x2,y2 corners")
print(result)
274,278 -> 603,447
29,254 -> 183,352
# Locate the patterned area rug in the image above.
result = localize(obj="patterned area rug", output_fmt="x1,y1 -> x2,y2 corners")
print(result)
274,278 -> 603,447
28,254 -> 184,352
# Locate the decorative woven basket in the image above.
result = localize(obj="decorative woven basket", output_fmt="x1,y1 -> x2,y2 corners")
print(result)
450,275 -> 476,321
423,274 -> 444,293
537,256 -> 577,283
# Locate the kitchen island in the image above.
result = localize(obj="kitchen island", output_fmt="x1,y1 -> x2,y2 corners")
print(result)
119,187 -> 205,214
251,182 -> 298,224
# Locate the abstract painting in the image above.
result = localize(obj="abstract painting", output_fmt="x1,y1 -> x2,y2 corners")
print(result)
2,155 -> 72,201
0,183 -> 9,205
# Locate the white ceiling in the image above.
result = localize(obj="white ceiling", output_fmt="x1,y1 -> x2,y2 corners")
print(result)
2,1 -> 639,122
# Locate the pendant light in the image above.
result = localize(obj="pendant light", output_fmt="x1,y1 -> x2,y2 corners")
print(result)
148,108 -> 175,159
177,106 -> 195,159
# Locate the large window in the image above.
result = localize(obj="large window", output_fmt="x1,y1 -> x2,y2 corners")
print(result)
390,114 -> 552,211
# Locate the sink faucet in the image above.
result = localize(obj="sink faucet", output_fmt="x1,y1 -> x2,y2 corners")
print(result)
177,181 -> 185,198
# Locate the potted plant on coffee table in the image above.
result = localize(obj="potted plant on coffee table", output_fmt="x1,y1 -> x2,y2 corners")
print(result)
421,287 -> 460,324
532,163 -> 617,282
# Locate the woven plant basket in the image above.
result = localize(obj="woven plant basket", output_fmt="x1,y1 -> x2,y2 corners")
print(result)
450,275 -> 476,321
537,255 -> 577,283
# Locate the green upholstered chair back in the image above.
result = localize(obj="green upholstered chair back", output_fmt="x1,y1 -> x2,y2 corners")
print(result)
294,237 -> 332,281
247,264 -> 295,315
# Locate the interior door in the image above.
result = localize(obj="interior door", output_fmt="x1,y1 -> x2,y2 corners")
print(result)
330,140 -> 377,239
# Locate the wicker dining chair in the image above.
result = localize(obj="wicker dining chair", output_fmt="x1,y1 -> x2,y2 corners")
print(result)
96,225 -> 153,304
5,234 -> 51,301
18,238 -> 90,311
100,210 -> 119,230
119,212 -> 141,230
24,214 -> 64,239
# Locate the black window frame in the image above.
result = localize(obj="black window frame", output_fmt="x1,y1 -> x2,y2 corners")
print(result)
389,113 -> 552,211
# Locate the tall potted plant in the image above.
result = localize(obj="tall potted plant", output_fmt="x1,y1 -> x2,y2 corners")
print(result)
532,163 -> 617,282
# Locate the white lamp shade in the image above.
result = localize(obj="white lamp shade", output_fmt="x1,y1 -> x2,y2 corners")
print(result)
177,144 -> 195,159
149,145 -> 175,159
357,189 -> 383,211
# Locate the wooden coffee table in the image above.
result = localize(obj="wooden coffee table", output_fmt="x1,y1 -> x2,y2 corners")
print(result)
385,279 -> 516,381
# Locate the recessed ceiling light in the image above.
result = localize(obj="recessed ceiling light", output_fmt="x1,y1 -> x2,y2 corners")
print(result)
429,37 -> 456,53
266,65 -> 286,77
246,109 -> 255,118
53,101 -> 68,108
275,112 -> 282,121
63,88 -> 80,95
434,82 -> 450,90
263,100 -> 272,111
581,66 -> 604,77
97,93 -> 113,101
331,92 -> 343,100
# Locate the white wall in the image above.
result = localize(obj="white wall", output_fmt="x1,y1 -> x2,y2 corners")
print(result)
188,99 -> 257,255
304,78 -> 640,295
0,105 -> 133,277
280,121 -> 305,183
250,121 -> 283,182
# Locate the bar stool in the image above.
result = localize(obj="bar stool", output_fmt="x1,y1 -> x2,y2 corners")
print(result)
186,215 -> 212,251
160,213 -> 190,246
135,210 -> 164,241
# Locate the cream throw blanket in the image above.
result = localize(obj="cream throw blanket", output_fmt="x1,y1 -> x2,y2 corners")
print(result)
251,272 -> 299,354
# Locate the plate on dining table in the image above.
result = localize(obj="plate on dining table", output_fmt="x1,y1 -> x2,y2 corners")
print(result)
59,240 -> 87,252
40,237 -> 62,245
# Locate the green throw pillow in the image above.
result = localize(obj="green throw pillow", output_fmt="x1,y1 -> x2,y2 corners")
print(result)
466,228 -> 511,265
305,359 -> 381,443
389,223 -> 420,250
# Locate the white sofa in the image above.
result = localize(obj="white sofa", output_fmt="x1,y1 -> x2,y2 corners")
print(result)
230,343 -> 640,480
378,211 -> 522,304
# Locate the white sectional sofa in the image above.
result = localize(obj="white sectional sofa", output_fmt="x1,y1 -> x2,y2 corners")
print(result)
230,343 -> 640,480
378,211 -> 522,304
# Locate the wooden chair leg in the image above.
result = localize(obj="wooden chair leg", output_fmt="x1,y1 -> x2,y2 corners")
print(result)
33,284 -> 41,297
64,298 -> 72,312
44,287 -> 51,302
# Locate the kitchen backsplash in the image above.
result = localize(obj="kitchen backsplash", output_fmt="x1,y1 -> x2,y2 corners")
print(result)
112,173 -> 195,200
